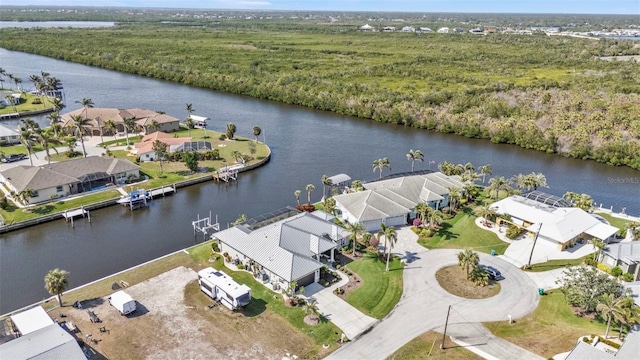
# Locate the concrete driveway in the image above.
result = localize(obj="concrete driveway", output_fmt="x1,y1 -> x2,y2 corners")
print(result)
326,248 -> 539,359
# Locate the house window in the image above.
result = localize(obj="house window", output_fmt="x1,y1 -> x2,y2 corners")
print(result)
56,186 -> 63,192
145,154 -> 150,158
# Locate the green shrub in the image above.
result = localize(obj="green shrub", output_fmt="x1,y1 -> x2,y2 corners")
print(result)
585,257 -> 597,267
237,264 -> 244,270
582,337 -> 591,344
622,273 -> 634,282
506,225 -> 522,239
420,229 -> 432,237
611,266 -> 622,277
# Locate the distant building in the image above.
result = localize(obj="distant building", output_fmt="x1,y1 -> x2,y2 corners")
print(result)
402,26 -> 415,32
60,107 -> 180,136
418,27 -> 433,33
0,124 -> 20,145
360,24 -> 374,31
437,27 -> 450,33
383,26 -> 396,32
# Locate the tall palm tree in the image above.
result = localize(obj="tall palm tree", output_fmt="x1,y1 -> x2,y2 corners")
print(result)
476,205 -> 498,226
104,119 -> 117,137
457,249 -> 479,279
123,117 -> 137,146
406,149 -> 423,172
76,97 -> 94,120
488,176 -> 512,199
185,103 -> 194,120
35,128 -> 62,165
511,173 -> 528,191
321,175 -> 333,200
372,157 -> 391,179
47,112 -> 62,138
428,209 -> 444,229
306,184 -> 315,204
596,294 -> 628,338
253,125 -> 262,143
294,190 -> 301,205
447,186 -> 462,213
529,172 -> 548,190
44,268 -> 69,307
377,223 -> 398,271
226,123 -> 237,140
70,114 -> 91,158
344,221 -> 366,256
414,203 -> 430,228
19,126 -> 38,166
589,238 -> 606,261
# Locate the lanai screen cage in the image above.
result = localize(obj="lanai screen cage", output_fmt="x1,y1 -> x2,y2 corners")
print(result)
522,190 -> 572,208
79,171 -> 112,192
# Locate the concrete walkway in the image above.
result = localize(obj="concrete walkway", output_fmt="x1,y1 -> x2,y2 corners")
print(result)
305,279 -> 377,340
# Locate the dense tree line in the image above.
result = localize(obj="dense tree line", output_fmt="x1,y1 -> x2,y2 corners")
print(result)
0,23 -> 638,169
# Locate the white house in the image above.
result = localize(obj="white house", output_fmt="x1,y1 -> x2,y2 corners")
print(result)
437,27 -> 450,33
0,124 -> 20,145
491,195 -> 619,251
359,24 -> 374,31
402,26 -> 415,32
212,210 -> 348,290
333,172 -> 465,231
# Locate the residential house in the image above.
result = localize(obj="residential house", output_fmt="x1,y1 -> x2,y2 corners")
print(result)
599,242 -> 640,281
437,27 -> 450,33
333,172 -> 465,231
418,27 -> 433,33
564,326 -> 640,360
212,210 -> 348,290
60,107 -> 180,136
491,194 -> 618,251
133,132 -> 192,161
359,24 -> 374,31
383,26 -> 396,32
402,26 -> 415,32
0,156 -> 140,203
0,124 -> 20,145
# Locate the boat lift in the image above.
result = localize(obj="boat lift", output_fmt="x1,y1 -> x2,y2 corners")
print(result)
192,211 -> 220,240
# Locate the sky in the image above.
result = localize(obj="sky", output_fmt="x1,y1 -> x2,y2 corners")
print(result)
3,1 -> 640,15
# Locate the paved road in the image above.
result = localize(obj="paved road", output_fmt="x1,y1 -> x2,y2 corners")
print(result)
326,248 -> 540,360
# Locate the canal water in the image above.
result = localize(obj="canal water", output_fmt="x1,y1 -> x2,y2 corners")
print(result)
1,48 -> 638,314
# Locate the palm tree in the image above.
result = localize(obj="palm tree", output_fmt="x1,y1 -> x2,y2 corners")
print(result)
589,238 -> 606,262
185,103 -> 194,120
123,117 -> 137,146
306,184 -> 315,204
512,173 -> 528,191
377,223 -> 398,271
70,114 -> 91,158
447,186 -> 462,213
35,128 -> 62,165
529,172 -> 548,190
345,221 -> 366,256
469,266 -> 490,287
477,205 -> 497,226
44,268 -> 69,306
372,157 -> 391,179
457,249 -> 479,279
304,298 -> 321,324
253,125 -> 262,143
76,98 -> 94,120
321,175 -> 333,200
47,112 -> 61,138
19,126 -> 38,166
488,176 -> 512,199
104,119 -> 117,137
294,190 -> 301,206
16,188 -> 36,206
226,123 -> 237,140
428,209 -> 444,229
148,119 -> 160,134
596,294 -> 628,338
152,140 -> 168,174
230,150 -> 242,163
414,203 -> 430,228
351,180 -> 364,192
406,149 -> 423,172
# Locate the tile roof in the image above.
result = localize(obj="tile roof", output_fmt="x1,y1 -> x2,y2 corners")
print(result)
60,107 -> 178,128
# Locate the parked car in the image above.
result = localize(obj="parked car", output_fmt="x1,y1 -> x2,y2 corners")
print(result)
479,264 -> 502,280
1,153 -> 27,163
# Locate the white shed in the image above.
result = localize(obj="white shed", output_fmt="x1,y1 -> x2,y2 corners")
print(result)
109,290 -> 137,315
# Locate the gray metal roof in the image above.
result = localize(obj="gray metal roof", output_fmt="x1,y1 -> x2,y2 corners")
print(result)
565,327 -> 640,360
213,212 -> 341,282
603,242 -> 640,264
0,324 -> 86,360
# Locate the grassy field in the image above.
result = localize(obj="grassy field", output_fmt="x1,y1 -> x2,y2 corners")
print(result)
418,208 -> 510,255
0,91 -> 56,115
596,212 -> 634,232
345,254 -> 403,319
524,255 -> 590,272
484,290 -> 607,358
387,331 -> 482,360
37,241 -> 341,359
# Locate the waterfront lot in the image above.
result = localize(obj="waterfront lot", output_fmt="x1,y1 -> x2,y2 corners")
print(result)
60,265 -> 330,359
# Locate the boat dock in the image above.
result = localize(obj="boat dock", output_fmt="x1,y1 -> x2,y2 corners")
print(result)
213,164 -> 244,182
148,186 -> 176,198
62,207 -> 90,227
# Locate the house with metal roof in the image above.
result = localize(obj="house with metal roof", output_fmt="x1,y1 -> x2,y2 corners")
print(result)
599,242 -> 640,281
333,172 -> 465,231
0,323 -> 86,360
491,195 -> 619,251
565,326 -> 640,360
60,107 -> 180,136
0,156 -> 140,204
0,124 -> 20,145
212,210 -> 348,290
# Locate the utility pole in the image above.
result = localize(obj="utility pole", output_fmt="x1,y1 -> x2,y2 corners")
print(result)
526,223 -> 543,268
441,305 -> 451,349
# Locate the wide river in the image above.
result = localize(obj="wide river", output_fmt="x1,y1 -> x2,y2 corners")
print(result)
1,48 -> 638,314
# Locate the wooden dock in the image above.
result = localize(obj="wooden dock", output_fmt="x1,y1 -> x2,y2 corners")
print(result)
62,207 -> 90,227
148,186 -> 176,198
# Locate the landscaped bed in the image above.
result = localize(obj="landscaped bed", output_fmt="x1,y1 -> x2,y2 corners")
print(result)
435,266 -> 501,299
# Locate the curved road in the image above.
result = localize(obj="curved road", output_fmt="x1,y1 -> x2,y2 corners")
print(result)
327,248 -> 539,359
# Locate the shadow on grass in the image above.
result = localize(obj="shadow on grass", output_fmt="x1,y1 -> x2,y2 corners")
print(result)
79,297 -> 105,309
435,222 -> 459,241
31,205 -> 56,215
242,298 -> 267,317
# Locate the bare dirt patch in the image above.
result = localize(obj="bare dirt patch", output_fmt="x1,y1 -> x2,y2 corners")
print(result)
60,266 -> 323,360
435,266 -> 500,299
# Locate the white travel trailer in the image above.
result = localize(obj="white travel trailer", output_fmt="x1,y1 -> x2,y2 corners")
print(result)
108,290 -> 137,315
198,267 -> 251,310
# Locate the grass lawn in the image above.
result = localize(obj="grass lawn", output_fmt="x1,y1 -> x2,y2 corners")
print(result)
524,255 -> 590,272
418,207 -> 509,255
0,91 -> 56,115
345,254 -> 403,319
596,212 -> 633,232
436,266 -> 500,299
387,331 -> 482,360
484,290 -> 607,358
